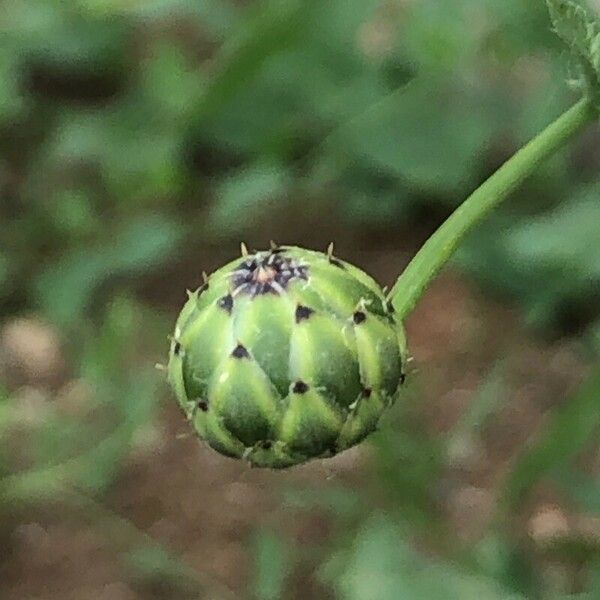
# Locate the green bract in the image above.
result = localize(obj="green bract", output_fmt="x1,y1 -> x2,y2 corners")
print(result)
167,245 -> 408,469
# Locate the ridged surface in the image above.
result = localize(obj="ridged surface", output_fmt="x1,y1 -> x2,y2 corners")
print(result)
167,246 -> 407,468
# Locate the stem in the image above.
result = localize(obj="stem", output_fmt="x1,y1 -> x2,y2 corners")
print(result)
389,98 -> 598,318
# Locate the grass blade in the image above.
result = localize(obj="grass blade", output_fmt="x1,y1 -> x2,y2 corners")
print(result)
503,369 -> 600,508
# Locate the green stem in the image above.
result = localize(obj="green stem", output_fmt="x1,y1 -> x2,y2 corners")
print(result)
389,98 -> 598,318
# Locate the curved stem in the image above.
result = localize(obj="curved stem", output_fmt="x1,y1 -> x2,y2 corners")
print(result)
389,98 -> 598,318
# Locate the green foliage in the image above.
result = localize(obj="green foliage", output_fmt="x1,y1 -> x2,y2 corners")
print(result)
1,0 -> 596,332
504,367 -> 600,508
322,514 -> 524,600
390,98 -> 596,319
0,0 -> 596,329
504,187 -> 600,323
459,181 -> 600,330
0,1 -> 599,598
35,216 -> 183,327
335,77 -> 497,194
209,161 -> 291,234
547,0 -> 600,106
459,183 -> 600,329
252,529 -> 291,600
0,298 -> 163,499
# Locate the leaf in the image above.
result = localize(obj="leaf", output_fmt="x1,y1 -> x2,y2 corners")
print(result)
252,530 -> 291,600
0,53 -> 26,121
125,545 -> 200,595
504,368 -> 600,508
34,215 -> 183,326
391,92 -> 596,320
458,181 -> 600,330
13,6 -> 129,71
208,161 -> 290,234
191,0 -> 315,125
77,0 -> 239,32
472,535 -> 537,597
74,370 -> 159,493
552,466 -> 600,512
446,363 -> 508,464
198,0 -> 385,157
508,191 -> 600,273
332,77 -> 496,195
398,1 -> 483,73
322,514 -> 524,600
546,0 -> 600,105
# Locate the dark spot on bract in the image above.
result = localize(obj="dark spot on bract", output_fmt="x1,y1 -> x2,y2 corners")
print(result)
197,399 -> 209,412
329,257 -> 345,269
295,304 -> 314,323
231,344 -> 250,359
362,387 -> 372,398
292,380 -> 309,394
218,294 -> 233,314
259,440 -> 272,450
353,311 -> 367,325
173,341 -> 181,356
399,373 -> 406,386
386,301 -> 395,314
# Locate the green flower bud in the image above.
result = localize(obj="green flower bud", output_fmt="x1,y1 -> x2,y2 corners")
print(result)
167,245 -> 407,469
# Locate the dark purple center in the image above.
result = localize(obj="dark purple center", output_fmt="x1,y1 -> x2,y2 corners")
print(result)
231,252 -> 308,296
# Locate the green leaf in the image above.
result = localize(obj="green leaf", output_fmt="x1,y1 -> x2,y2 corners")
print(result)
460,183 -> 600,330
192,0 -> 314,125
389,99 -> 596,319
323,514 -> 524,600
0,53 -> 26,121
34,215 -> 183,326
446,363 -> 508,463
11,6 -> 129,71
546,0 -> 600,106
208,161 -> 290,234
399,1 -> 482,72
333,77 -> 496,195
0,251 -> 13,300
504,368 -> 600,508
552,466 -> 600,512
125,545 -> 201,595
74,369 -> 159,493
252,530 -> 291,600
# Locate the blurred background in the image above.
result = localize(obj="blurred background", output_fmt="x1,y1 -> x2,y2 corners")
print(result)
1,0 -> 599,598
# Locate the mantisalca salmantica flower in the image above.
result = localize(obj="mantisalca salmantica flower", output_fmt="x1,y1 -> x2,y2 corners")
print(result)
167,244 -> 408,469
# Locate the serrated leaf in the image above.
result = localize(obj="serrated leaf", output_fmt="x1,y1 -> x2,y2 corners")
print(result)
547,0 -> 600,104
